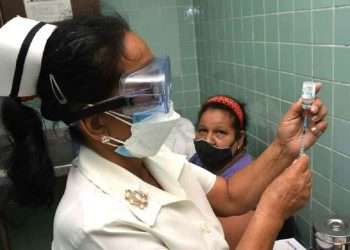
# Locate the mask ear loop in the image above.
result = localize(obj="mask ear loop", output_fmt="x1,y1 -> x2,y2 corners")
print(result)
107,110 -> 132,120
101,111 -> 133,147
104,111 -> 132,126
101,135 -> 124,147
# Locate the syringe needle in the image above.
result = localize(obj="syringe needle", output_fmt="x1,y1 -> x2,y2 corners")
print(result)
299,116 -> 308,156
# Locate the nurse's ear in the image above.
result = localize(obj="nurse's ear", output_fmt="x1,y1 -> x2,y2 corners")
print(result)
79,114 -> 108,143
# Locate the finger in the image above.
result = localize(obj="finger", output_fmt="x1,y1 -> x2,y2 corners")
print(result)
305,188 -> 312,200
299,187 -> 312,202
310,97 -> 327,114
315,82 -> 322,94
292,154 -> 310,173
311,105 -> 328,122
306,183 -> 312,191
310,121 -> 328,137
304,171 -> 312,183
285,99 -> 303,120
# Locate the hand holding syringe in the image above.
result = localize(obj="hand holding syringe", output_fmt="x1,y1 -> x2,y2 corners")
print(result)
300,81 -> 317,156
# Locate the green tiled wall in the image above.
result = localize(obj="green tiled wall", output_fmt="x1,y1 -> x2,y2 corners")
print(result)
194,0 -> 350,247
101,0 -> 200,122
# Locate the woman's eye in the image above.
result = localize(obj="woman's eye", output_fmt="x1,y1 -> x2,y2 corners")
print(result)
215,130 -> 227,138
197,128 -> 207,136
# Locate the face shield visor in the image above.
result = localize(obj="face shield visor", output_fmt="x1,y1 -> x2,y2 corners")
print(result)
98,56 -> 180,158
64,56 -> 172,124
119,56 -> 171,116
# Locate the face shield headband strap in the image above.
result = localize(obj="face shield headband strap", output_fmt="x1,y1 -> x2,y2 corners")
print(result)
61,96 -> 133,125
10,22 -> 46,98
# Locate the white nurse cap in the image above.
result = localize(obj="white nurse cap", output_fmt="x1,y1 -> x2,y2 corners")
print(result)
0,16 -> 56,98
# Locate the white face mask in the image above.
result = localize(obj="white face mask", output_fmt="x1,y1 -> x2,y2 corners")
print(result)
101,105 -> 180,158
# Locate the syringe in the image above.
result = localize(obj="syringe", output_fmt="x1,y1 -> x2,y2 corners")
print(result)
299,81 -> 317,156
299,116 -> 308,156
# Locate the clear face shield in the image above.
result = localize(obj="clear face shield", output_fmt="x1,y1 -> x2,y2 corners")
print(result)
66,56 -> 172,124
95,56 -> 180,158
118,56 -> 171,117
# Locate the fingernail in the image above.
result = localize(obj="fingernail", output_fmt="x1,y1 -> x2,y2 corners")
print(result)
312,116 -> 318,121
297,154 -> 307,161
311,127 -> 317,132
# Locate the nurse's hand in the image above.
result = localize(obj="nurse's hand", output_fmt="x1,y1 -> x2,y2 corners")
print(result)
276,83 -> 328,157
256,155 -> 311,221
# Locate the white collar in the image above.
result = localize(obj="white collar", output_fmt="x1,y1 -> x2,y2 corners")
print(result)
75,146 -> 188,226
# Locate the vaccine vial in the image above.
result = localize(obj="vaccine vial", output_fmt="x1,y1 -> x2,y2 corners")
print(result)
301,81 -> 316,110
299,81 -> 317,156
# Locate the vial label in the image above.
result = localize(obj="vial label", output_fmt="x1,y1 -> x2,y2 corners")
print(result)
301,81 -> 316,109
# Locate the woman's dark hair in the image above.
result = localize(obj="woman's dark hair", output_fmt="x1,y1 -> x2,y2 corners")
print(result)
1,15 -> 130,207
196,95 -> 248,147
1,98 -> 54,207
39,15 -> 130,122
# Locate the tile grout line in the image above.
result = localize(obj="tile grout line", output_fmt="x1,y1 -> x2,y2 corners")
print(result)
276,0 -> 282,121
225,40 -> 350,49
216,58 -> 350,87
329,0 -> 336,215
310,3 -> 315,225
236,4 -> 350,19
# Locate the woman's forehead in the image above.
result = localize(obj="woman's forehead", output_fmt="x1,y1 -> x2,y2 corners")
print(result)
200,109 -> 233,127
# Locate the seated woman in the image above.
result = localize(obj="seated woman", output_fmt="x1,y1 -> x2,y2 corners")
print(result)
190,95 -> 252,177
190,95 -> 295,249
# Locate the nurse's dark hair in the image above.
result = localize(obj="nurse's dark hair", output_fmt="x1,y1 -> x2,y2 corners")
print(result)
1,15 -> 130,207
196,95 -> 248,147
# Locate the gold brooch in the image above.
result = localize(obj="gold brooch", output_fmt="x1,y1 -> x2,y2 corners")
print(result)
125,189 -> 148,209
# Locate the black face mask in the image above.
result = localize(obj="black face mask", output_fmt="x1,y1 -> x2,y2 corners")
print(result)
194,139 -> 234,173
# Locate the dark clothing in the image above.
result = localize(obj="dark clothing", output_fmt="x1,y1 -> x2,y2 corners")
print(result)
189,152 -> 253,179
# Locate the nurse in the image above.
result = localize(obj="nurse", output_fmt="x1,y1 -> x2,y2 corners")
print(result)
0,15 -> 327,250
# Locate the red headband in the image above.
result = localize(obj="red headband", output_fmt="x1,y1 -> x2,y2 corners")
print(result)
207,96 -> 244,129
